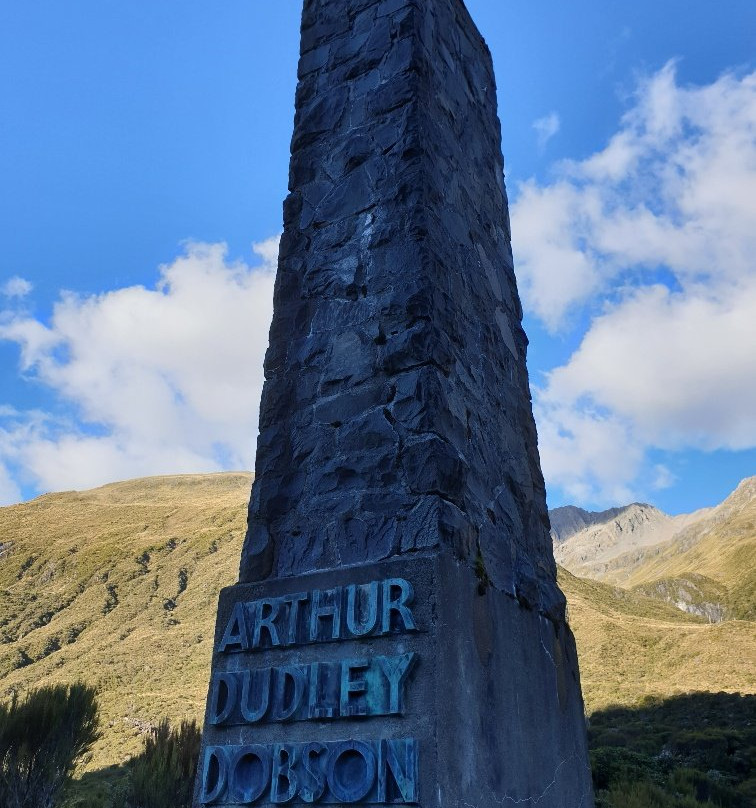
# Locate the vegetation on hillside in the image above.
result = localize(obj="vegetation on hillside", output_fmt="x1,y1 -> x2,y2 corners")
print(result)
0,683 -> 99,808
557,568 -> 755,709
0,473 -> 251,771
0,473 -> 753,807
632,574 -> 732,623
127,719 -> 201,808
590,692 -> 755,807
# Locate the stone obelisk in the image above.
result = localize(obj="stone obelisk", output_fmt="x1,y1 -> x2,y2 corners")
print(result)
194,0 -> 595,805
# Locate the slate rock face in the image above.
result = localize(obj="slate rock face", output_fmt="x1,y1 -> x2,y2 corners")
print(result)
240,0 -> 561,623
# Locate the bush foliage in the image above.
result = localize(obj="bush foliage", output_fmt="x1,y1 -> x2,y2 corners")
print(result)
127,719 -> 201,808
590,692 -> 755,808
0,683 -> 99,808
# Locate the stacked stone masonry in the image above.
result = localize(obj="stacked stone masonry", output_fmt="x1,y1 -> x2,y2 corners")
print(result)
198,1 -> 596,805
241,0 -> 562,625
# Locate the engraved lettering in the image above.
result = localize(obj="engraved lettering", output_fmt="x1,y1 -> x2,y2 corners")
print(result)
376,652 -> 416,714
307,662 -> 335,720
199,746 -> 228,804
215,578 -> 418,654
378,739 -> 419,804
199,739 -> 420,805
207,652 -> 416,727
309,588 -> 342,642
240,668 -> 271,723
346,582 -> 379,637
229,745 -> 272,804
271,665 -> 306,721
299,742 -> 327,803
209,673 -> 237,726
270,744 -> 298,804
381,579 -> 417,634
218,602 -> 250,653
281,592 -> 309,645
326,740 -> 377,803
339,658 -> 369,718
202,575 -> 422,805
253,599 -> 282,648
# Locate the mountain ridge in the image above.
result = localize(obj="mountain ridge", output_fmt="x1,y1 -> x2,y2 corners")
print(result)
550,476 -> 756,620
550,503 -> 640,544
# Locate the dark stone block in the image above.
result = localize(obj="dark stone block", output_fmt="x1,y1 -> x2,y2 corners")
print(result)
401,434 -> 467,505
313,164 -> 377,224
313,386 -> 383,425
368,76 -> 416,118
380,321 -> 454,376
298,42 -> 330,77
336,408 -> 398,453
292,88 -> 348,150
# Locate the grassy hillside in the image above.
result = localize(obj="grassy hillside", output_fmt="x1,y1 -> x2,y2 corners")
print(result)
0,473 -> 754,805
0,473 -> 251,773
558,568 -> 755,710
624,479 -> 756,620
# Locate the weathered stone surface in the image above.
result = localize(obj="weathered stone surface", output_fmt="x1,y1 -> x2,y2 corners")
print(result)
239,0 -> 559,622
196,556 -> 593,808
196,1 -> 595,805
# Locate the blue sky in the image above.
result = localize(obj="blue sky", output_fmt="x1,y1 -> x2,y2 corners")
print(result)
1,0 -> 755,513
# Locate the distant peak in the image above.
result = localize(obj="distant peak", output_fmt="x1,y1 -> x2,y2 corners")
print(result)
732,476 -> 756,496
549,501 -> 667,543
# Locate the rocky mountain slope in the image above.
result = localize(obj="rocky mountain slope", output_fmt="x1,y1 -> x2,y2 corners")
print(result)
551,477 -> 756,621
624,477 -> 756,620
551,503 -> 660,544
551,503 -> 709,576
0,472 -> 753,802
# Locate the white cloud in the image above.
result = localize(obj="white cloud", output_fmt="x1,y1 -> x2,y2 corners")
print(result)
0,240 -> 278,500
534,400 -> 643,507
512,63 -> 756,505
0,463 -> 22,505
252,234 -> 281,271
532,112 -> 561,148
1,276 -> 33,298
545,283 -> 756,453
513,62 -> 756,331
651,465 -> 676,491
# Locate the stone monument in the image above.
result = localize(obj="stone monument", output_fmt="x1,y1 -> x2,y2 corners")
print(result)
194,0 -> 595,805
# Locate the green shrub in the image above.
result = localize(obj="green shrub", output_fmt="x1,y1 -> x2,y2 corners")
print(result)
589,693 -> 755,808
0,683 -> 99,808
591,747 -> 665,791
669,767 -> 747,808
128,719 -> 201,808
604,780 -> 673,808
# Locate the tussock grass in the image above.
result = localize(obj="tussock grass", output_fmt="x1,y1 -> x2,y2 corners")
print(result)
559,568 -> 755,711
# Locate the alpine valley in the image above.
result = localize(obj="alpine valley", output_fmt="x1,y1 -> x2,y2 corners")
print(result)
0,473 -> 753,805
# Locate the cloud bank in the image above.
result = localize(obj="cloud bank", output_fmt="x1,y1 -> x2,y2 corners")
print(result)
1,64 -> 754,511
0,239 -> 277,503
512,63 -> 756,505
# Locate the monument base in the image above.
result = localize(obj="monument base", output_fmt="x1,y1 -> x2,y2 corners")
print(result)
194,553 -> 592,807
